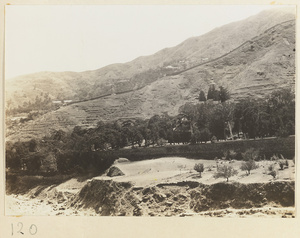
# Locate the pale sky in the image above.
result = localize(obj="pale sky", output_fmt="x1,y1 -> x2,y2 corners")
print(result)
5,5 -> 286,79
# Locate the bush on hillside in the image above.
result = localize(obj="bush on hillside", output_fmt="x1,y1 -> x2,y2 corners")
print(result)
268,164 -> 277,179
269,170 -> 277,179
214,164 -> 238,182
194,163 -> 204,177
242,148 -> 259,161
240,160 -> 258,175
224,150 -> 236,160
285,159 -> 289,167
278,160 -> 286,170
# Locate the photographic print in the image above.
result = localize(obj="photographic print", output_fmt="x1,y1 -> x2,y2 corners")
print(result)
4,4 -> 296,218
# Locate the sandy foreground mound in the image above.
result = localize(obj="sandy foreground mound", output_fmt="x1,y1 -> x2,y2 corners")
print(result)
6,157 -> 295,217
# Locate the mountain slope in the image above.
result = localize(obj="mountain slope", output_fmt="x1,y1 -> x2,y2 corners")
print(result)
5,7 -> 295,108
6,18 -> 295,141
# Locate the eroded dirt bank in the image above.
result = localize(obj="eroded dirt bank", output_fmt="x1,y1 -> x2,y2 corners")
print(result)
7,179 -> 294,217
68,180 -> 295,216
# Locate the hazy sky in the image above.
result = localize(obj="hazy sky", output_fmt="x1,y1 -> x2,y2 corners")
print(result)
5,5 -> 285,79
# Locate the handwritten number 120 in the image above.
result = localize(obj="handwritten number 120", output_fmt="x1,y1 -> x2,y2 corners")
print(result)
11,223 -> 37,236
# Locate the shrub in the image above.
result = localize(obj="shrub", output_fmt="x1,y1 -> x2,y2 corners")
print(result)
224,150 -> 236,161
194,163 -> 204,177
268,164 -> 275,172
242,148 -> 259,161
276,154 -> 288,170
235,152 -> 243,160
240,160 -> 258,175
213,164 -> 238,182
270,154 -> 284,161
269,170 -> 277,179
268,163 -> 277,179
279,160 -> 285,170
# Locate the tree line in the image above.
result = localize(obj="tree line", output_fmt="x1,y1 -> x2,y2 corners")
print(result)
57,88 -> 295,151
6,92 -> 58,116
5,88 -> 295,175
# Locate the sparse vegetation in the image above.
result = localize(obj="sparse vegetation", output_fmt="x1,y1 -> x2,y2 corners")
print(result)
6,92 -> 58,116
270,154 -> 289,170
240,160 -> 258,175
268,164 -> 277,179
224,150 -> 236,161
279,160 -> 285,170
194,163 -> 204,177
277,159 -> 289,170
268,164 -> 275,172
242,148 -> 259,161
271,154 -> 280,161
214,164 -> 238,182
269,170 -> 277,179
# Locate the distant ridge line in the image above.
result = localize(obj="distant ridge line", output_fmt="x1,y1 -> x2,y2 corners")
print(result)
166,19 -> 295,76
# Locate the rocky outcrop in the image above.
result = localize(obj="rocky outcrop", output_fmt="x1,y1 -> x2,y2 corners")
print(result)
107,166 -> 125,177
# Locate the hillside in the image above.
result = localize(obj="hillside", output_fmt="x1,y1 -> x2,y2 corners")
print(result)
5,7 -> 295,106
5,8 -> 296,141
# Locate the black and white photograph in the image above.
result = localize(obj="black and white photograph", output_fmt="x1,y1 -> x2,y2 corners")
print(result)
3,4 -> 296,219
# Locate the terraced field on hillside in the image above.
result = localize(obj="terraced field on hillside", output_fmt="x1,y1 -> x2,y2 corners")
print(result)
6,20 -> 295,142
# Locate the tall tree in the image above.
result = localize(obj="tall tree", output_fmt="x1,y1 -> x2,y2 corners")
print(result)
267,89 -> 295,137
235,99 -> 258,138
209,102 -> 234,140
207,84 -> 216,100
219,86 -> 230,103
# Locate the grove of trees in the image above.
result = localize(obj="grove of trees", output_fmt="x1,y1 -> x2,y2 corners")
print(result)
5,88 -> 295,175
6,92 -> 57,116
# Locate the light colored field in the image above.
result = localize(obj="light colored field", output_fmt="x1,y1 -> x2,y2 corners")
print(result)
97,157 -> 295,187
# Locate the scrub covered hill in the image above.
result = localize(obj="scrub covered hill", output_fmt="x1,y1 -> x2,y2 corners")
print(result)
5,8 -> 295,141
5,7 -> 295,108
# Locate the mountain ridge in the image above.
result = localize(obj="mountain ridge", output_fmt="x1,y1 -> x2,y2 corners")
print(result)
5,8 -> 296,141
6,8 -> 295,106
